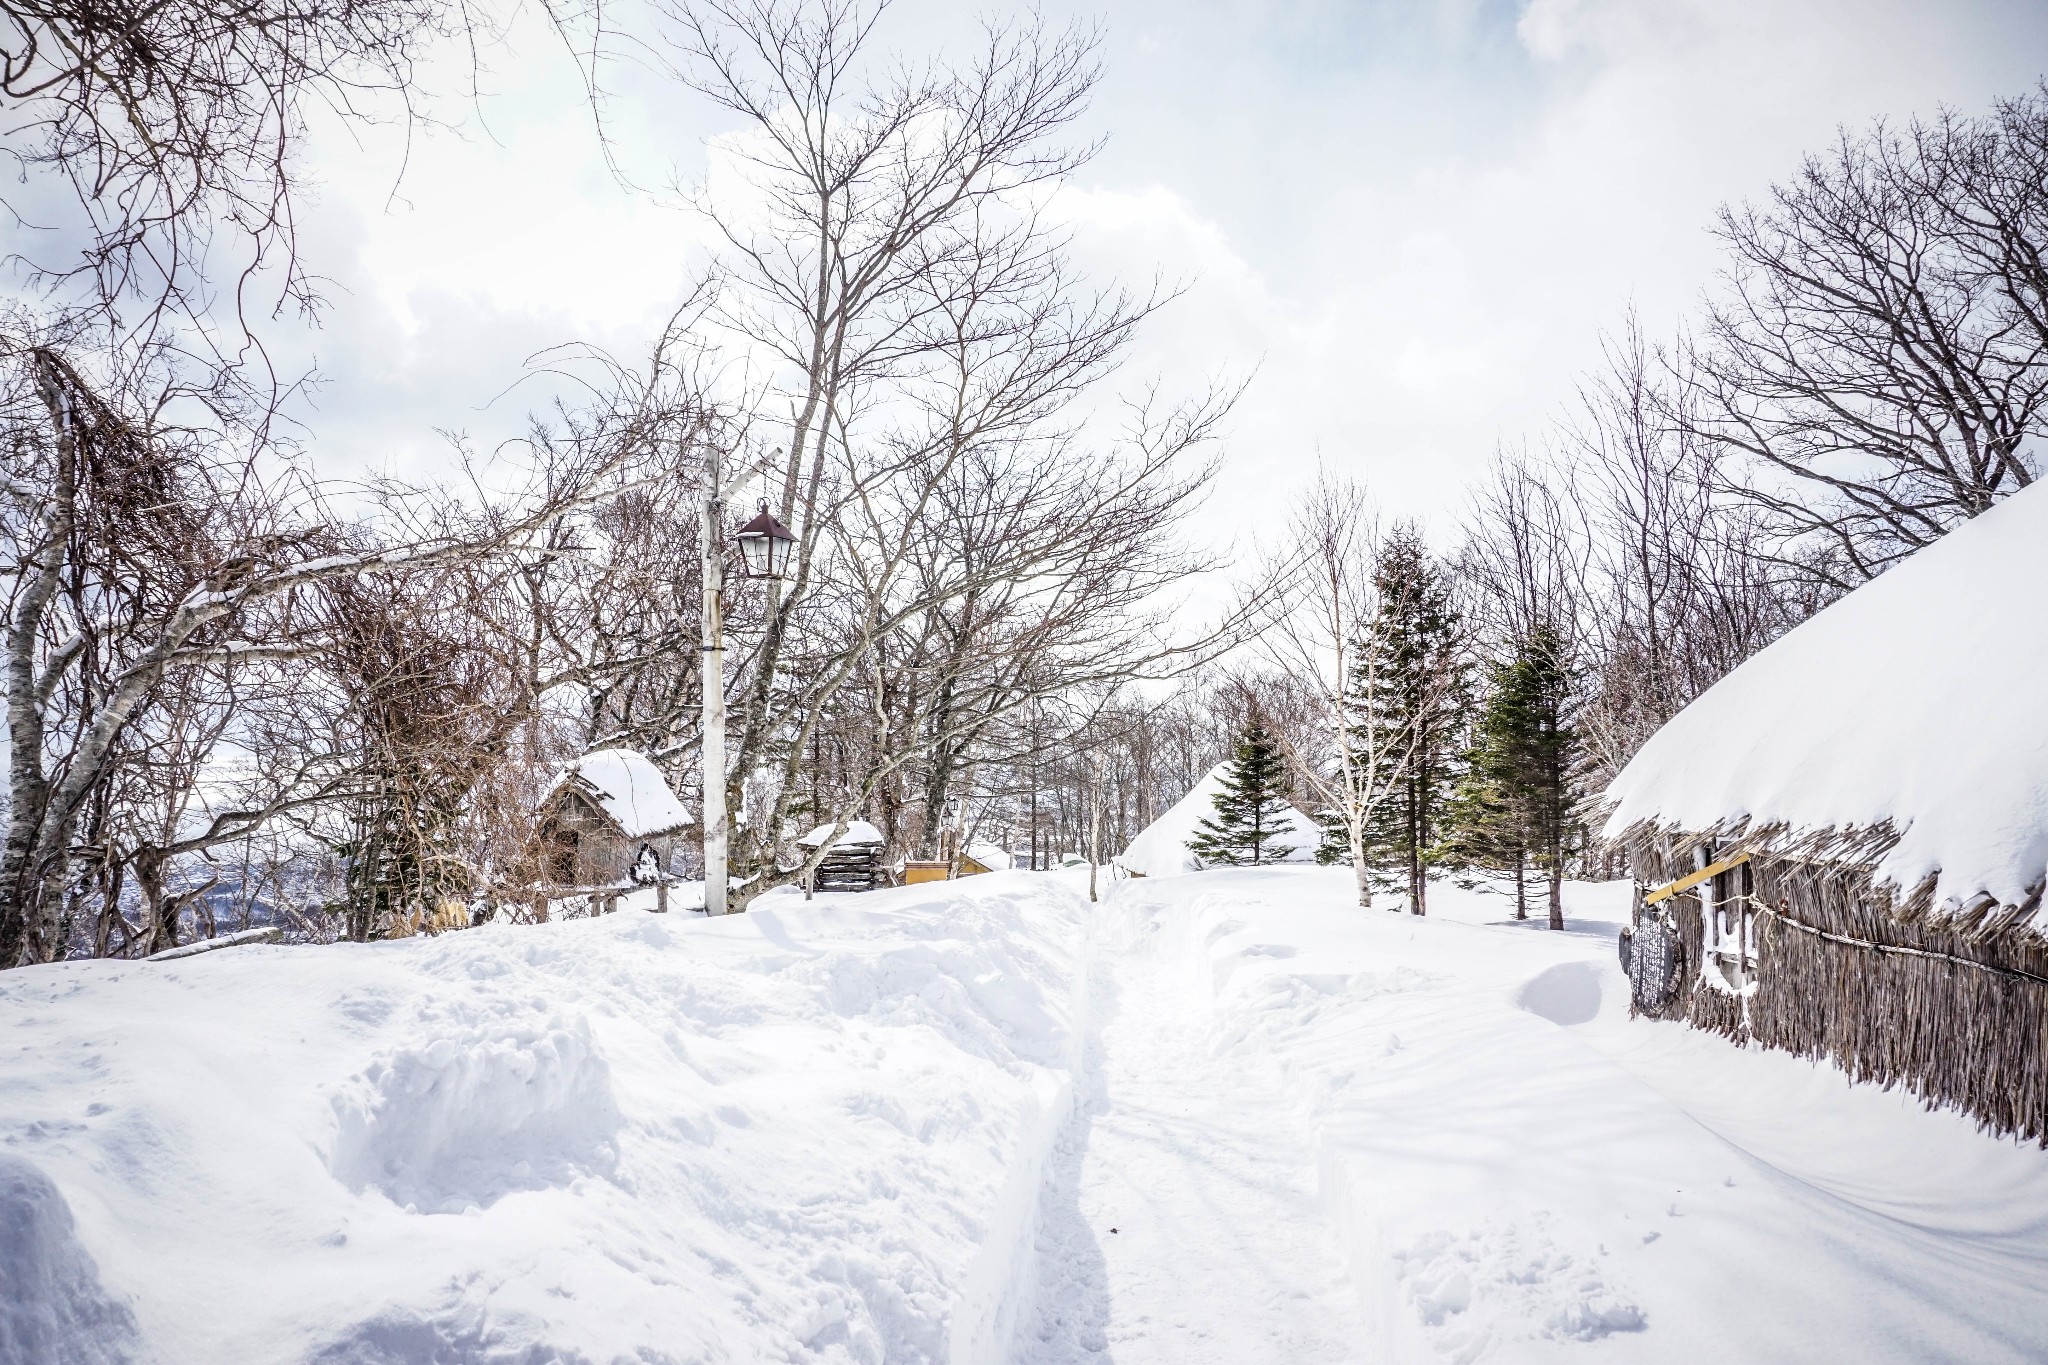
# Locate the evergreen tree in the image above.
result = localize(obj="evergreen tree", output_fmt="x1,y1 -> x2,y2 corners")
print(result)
1188,721 -> 1297,867
1445,660 -> 1533,917
1355,527 -> 1469,914
1445,623 -> 1579,928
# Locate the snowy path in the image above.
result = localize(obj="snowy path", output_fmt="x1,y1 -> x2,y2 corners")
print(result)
1013,918 -> 1368,1364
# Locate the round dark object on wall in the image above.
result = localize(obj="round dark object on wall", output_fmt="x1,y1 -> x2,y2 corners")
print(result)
1629,922 -> 1680,1013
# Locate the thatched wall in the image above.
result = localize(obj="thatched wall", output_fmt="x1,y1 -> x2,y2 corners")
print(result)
538,788 -> 678,888
1628,834 -> 2048,1145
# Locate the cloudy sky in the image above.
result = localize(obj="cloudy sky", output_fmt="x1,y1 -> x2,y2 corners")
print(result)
293,0 -> 2048,544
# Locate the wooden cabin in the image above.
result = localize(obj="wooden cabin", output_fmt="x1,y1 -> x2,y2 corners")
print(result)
538,749 -> 693,887
1603,483 -> 2048,1142
797,819 -> 887,893
958,842 -> 1014,877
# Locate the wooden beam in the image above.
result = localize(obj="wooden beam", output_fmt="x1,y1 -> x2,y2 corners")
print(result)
1643,852 -> 1751,906
147,926 -> 281,962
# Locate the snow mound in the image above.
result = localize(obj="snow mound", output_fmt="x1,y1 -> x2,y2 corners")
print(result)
0,876 -> 1091,1364
1603,480 -> 2048,924
1118,763 -> 1320,877
0,1155 -> 144,1365
328,1013 -> 622,1213
549,748 -> 691,838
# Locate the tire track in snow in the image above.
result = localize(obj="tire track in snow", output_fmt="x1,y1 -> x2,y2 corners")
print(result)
1010,913 -> 1368,1364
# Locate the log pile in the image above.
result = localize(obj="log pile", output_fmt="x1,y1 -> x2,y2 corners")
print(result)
809,838 -> 885,894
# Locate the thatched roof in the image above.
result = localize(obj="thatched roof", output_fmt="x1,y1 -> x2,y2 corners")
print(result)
1118,763 -> 1319,878
547,749 -> 693,839
1603,480 -> 2048,938
797,819 -> 885,849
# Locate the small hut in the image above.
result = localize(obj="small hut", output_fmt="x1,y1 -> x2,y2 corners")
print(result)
797,820 -> 887,893
1116,763 -> 1320,878
959,842 -> 1014,877
1603,482 -> 2048,1141
538,749 -> 693,887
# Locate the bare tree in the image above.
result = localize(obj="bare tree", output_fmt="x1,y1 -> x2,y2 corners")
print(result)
630,1 -> 1252,901
0,326 -> 664,967
1698,102 -> 2047,587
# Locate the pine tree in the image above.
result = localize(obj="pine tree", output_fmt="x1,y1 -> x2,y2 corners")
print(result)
1188,721 -> 1297,867
1445,660 -> 1534,917
1355,527 -> 1469,914
1445,623 -> 1579,928
1506,624 -> 1579,930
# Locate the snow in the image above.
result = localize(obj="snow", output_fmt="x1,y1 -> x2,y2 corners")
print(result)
1057,869 -> 2048,1362
0,877 -> 1087,1364
799,818 -> 886,848
8,867 -> 2048,1362
1117,763 -> 1320,877
549,747 -> 693,839
1603,479 -> 2048,922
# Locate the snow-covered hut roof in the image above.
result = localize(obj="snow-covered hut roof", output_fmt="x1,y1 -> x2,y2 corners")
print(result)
549,749 -> 693,839
798,819 -> 885,849
1602,480 -> 2048,932
964,841 -> 1013,871
1117,763 -> 1320,878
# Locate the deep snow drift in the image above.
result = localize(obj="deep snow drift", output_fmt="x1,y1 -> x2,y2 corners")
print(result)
5,868 -> 2048,1364
0,877 -> 1089,1364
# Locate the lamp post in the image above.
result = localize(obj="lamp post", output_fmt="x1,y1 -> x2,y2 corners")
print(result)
701,467 -> 797,917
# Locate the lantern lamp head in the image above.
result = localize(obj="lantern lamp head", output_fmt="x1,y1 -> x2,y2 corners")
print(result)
735,501 -> 798,579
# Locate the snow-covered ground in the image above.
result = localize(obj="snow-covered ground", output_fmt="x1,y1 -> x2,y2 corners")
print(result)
1,877 -> 1089,1364
6,867 -> 2048,1363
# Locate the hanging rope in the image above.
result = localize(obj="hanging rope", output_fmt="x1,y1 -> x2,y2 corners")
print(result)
1737,895 -> 2048,990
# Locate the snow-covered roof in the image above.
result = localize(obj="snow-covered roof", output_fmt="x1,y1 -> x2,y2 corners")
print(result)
549,749 -> 693,839
1602,480 -> 2048,929
1117,763 -> 1320,878
798,819 -> 885,849
964,842 -> 1013,871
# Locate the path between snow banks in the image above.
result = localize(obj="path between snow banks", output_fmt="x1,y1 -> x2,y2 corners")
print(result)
1014,914 -> 1368,1363
1021,868 -> 2048,1365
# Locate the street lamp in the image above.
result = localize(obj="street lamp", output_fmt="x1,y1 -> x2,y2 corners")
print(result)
701,462 -> 795,917
735,502 -> 797,579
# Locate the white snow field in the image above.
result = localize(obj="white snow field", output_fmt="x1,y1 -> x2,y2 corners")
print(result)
7,867 -> 2048,1363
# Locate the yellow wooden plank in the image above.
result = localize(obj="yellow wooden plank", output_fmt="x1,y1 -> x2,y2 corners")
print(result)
1643,851 -> 1751,906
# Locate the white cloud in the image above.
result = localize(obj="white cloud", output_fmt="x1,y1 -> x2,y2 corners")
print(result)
263,0 -> 2048,545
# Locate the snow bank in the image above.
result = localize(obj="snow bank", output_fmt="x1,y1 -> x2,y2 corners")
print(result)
0,874 -> 1090,1364
1603,480 -> 2048,922
1118,763 -> 1320,877
1109,867 -> 2048,1363
0,1155 -> 145,1365
550,747 -> 692,838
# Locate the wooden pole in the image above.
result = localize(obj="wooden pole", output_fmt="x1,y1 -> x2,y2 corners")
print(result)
702,447 -> 728,917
